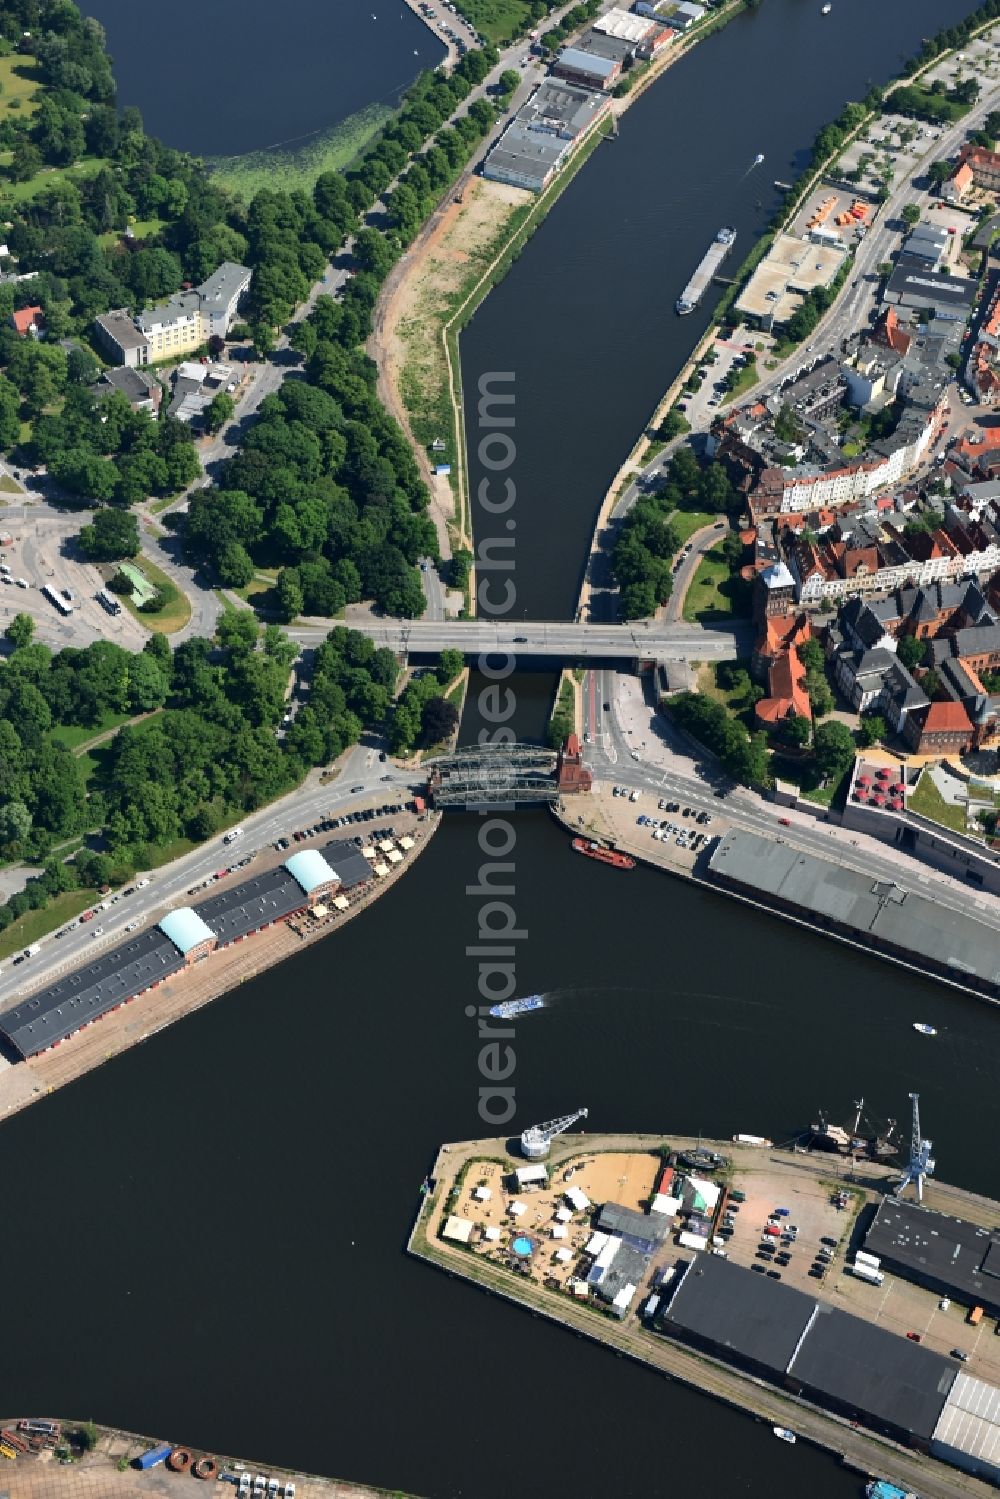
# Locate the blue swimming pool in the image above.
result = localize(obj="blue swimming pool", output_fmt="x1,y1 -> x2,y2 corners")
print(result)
512,1236 -> 533,1257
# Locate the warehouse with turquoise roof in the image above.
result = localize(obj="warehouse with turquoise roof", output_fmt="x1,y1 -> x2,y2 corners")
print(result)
158,907 -> 217,962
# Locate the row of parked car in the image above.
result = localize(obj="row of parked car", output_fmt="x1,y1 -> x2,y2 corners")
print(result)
272,802 -> 411,851
233,1472 -> 294,1497
636,815 -> 711,852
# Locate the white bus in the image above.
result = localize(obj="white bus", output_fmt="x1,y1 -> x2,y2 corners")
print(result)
41,583 -> 72,616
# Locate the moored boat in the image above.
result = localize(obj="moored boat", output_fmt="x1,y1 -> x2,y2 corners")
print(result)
865,1481 -> 917,1499
571,838 -> 636,869
913,1022 -> 937,1036
772,1426 -> 796,1444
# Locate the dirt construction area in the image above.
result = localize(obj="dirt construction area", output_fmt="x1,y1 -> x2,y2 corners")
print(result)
370,175 -> 530,544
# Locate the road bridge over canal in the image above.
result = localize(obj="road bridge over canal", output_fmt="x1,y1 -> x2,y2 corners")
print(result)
294,618 -> 750,663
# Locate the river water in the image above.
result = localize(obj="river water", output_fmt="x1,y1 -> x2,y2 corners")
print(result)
4,4 -> 994,1498
80,0 -> 442,157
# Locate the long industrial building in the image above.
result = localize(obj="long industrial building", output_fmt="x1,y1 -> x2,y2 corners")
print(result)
658,1254 -> 957,1448
708,829 -> 1000,1000
865,1199 -> 1000,1318
0,839 -> 372,1060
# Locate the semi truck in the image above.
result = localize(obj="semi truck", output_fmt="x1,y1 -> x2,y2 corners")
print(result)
851,1262 -> 884,1286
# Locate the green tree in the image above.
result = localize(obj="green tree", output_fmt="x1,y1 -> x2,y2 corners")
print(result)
204,391 -> 235,434
781,713 -> 812,748
901,202 -> 921,226
896,633 -> 927,670
78,509 -> 141,562
435,648 -> 464,687
421,694 -> 459,746
813,719 -> 855,780
5,612 -> 35,649
0,799 -> 32,844
857,713 -> 886,748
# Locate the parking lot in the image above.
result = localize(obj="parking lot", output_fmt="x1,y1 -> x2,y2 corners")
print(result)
0,505 -> 147,650
715,1162 -> 853,1297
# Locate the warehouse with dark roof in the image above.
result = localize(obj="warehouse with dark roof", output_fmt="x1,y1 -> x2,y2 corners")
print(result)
865,1199 -> 1000,1316
656,1254 -> 817,1381
787,1303 -> 957,1446
0,929 -> 184,1059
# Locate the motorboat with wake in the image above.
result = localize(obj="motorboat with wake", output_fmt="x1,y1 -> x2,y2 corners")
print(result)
489,995 -> 545,1020
913,1022 -> 937,1037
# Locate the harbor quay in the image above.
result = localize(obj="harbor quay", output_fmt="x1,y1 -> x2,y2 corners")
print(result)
551,782 -> 1000,1008
411,1132 -> 1000,1499
0,1417 -> 420,1498
0,803 -> 439,1127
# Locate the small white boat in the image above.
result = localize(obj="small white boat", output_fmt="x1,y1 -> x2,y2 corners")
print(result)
821,2 -> 831,11
913,1022 -> 937,1036
753,153 -> 765,166
773,1426 -> 797,1444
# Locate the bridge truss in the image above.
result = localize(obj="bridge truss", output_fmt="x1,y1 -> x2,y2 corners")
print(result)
426,743 -> 560,809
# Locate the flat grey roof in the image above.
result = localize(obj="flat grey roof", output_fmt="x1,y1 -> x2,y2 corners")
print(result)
598,1202 -> 668,1250
320,839 -> 373,889
555,45 -> 617,77
886,262 -> 977,310
191,866 -> 305,945
485,123 -> 565,185
197,260 -> 251,307
521,76 -> 606,135
95,309 -> 147,351
866,1200 -> 1000,1308
708,830 -> 1000,991
660,1254 -> 817,1373
0,929 -> 184,1058
788,1303 -> 956,1440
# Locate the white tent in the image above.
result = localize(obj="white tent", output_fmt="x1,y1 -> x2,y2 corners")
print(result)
473,1186 -> 492,1202
584,1231 -> 610,1256
650,1193 -> 681,1216
515,1164 -> 548,1188
509,1200 -> 526,1217
555,1248 -> 574,1263
550,1225 -> 568,1239
554,1206 -> 572,1223
483,1226 -> 502,1242
443,1215 -> 473,1244
564,1186 -> 591,1212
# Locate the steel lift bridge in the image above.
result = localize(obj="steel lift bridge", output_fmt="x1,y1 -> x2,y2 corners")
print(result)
426,743 -> 561,809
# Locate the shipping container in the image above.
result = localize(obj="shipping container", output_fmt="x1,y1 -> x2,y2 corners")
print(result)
969,1305 -> 984,1326
136,1444 -> 173,1471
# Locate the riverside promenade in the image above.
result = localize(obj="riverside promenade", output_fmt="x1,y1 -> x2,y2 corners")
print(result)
411,1132 -> 1000,1499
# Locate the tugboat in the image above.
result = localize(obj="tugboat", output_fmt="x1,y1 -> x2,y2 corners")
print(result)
571,838 -> 636,869
489,995 -> 545,1020
772,1427 -> 796,1444
913,1022 -> 937,1036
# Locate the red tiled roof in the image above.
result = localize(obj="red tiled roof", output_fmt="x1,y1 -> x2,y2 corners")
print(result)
922,701 -> 973,733
11,305 -> 43,335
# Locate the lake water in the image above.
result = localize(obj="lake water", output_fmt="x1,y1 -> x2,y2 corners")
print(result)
80,0 -> 443,157
4,2 -> 995,1496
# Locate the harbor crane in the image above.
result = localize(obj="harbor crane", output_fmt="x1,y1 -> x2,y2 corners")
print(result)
520,1108 -> 589,1160
894,1092 -> 935,1202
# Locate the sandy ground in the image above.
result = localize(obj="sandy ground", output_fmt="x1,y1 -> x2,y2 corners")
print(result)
0,1423 -> 417,1497
0,813 -> 439,1123
370,176 -> 530,551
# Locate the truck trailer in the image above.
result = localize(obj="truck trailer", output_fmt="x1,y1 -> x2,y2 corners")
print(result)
135,1443 -> 173,1471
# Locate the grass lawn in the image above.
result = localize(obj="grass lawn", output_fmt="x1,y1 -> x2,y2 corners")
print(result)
451,0 -> 534,43
0,888 -> 99,962
670,510 -> 718,548
697,660 -> 755,729
683,544 -> 749,622
50,709 -> 134,754
0,53 -> 42,121
118,556 -> 192,635
0,153 -> 106,204
909,770 -> 971,837
0,474 -> 22,494
720,362 -> 758,406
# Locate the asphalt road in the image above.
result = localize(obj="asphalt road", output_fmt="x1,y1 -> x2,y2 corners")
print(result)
292,616 -> 752,659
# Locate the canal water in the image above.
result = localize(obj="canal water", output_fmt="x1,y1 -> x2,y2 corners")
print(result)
80,0 -> 442,157
2,3 -> 993,1497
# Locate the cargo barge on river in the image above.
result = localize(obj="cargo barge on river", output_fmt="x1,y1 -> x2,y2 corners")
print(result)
675,226 -> 736,314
